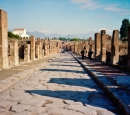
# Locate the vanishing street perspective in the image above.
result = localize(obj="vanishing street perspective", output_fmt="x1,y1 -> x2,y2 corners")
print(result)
0,0 -> 130,115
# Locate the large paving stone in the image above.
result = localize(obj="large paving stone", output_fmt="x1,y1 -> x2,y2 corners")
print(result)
85,105 -> 117,115
63,100 -> 83,106
7,94 -> 32,102
0,94 -> 11,100
10,104 -> 31,112
13,111 -> 33,115
0,108 -> 6,112
47,108 -> 85,115
64,104 -> 97,115
45,101 -> 66,108
0,100 -> 17,110
0,112 -> 14,115
26,106 -> 47,114
18,98 -> 46,106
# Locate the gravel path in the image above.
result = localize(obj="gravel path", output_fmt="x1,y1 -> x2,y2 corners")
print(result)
0,52 -> 121,115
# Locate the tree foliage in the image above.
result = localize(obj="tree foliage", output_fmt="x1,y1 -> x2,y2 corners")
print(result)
120,18 -> 130,39
59,37 -> 67,41
59,37 -> 87,41
8,31 -> 20,39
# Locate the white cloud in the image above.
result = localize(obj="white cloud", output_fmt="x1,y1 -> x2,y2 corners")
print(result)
104,4 -> 123,12
71,0 -> 130,15
121,12 -> 130,16
72,0 -> 103,9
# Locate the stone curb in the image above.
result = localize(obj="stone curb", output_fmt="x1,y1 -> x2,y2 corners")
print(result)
70,52 -> 130,115
0,53 -> 60,93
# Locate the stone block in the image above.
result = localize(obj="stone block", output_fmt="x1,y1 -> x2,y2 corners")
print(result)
0,9 -> 9,69
110,30 -> 119,65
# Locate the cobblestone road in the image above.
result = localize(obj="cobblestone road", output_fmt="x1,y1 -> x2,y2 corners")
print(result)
0,52 -> 121,115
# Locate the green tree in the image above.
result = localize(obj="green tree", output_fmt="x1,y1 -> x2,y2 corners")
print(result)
59,37 -> 67,41
70,38 -> 80,41
8,31 -> 14,38
8,31 -> 20,39
120,18 -> 130,39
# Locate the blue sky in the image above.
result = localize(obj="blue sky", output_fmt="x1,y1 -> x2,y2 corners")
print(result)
0,0 -> 130,37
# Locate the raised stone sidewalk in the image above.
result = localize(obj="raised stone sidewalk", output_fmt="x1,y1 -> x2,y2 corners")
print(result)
71,52 -> 130,115
0,54 -> 59,93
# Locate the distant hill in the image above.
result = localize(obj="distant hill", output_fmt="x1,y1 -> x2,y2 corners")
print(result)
27,31 -> 46,38
9,29 -> 95,39
26,31 -> 95,39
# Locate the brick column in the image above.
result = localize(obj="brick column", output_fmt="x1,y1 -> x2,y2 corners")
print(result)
110,30 -> 119,65
30,36 -> 35,60
127,26 -> 130,71
9,40 -> 19,66
95,33 -> 101,61
24,44 -> 30,62
0,9 -> 9,69
101,30 -> 106,63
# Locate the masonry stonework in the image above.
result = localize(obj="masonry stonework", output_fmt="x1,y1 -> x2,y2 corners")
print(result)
127,26 -> 130,71
9,40 -> 19,66
101,30 -> 106,63
110,30 -> 119,65
0,9 -> 9,69
30,36 -> 35,61
24,44 -> 30,62
95,33 -> 101,61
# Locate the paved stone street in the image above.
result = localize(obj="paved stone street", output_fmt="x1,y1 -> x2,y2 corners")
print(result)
0,52 -> 121,115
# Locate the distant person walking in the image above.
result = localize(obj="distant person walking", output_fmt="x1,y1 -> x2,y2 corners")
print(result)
88,49 -> 93,60
81,47 -> 87,60
81,49 -> 85,60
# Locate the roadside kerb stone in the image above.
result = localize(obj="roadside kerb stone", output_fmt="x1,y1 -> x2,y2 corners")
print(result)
0,53 -> 60,93
70,52 -> 130,115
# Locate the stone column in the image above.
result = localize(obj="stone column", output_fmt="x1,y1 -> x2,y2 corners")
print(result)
127,26 -> 130,71
95,33 -> 101,61
30,36 -> 35,60
49,41 -> 51,55
0,9 -> 9,69
92,43 -> 95,58
89,37 -> 92,50
24,44 -> 30,62
9,40 -> 19,66
37,38 -> 42,58
35,45 -> 39,58
110,30 -> 119,65
101,30 -> 106,63
44,42 -> 47,56
41,39 -> 44,57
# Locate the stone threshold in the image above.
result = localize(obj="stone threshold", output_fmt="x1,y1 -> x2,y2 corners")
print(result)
70,52 -> 130,115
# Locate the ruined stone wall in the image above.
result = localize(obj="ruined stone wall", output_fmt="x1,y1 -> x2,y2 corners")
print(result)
70,29 -> 129,70
7,38 -> 60,67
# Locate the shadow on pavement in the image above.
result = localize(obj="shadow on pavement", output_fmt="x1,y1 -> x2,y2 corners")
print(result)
25,89 -> 119,113
49,64 -> 81,67
25,77 -> 121,114
47,78 -> 97,89
40,68 -> 85,74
